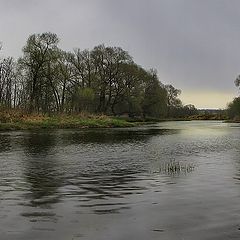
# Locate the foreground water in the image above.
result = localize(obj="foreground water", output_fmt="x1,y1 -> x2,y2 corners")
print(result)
0,121 -> 240,240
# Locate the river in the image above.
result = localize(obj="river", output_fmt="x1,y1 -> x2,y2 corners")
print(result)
0,121 -> 240,240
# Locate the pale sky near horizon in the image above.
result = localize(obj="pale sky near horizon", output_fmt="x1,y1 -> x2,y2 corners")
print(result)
1,0 -> 240,109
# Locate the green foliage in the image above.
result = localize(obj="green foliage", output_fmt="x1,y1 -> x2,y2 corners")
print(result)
0,113 -> 135,130
72,87 -> 95,112
0,32 -> 197,120
228,97 -> 240,119
142,70 -> 168,118
228,75 -> 240,120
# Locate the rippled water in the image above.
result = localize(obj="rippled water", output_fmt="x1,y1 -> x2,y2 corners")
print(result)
0,121 -> 240,240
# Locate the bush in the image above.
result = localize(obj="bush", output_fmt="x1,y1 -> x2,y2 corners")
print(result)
227,97 -> 240,119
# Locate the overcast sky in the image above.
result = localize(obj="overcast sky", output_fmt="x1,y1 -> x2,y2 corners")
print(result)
1,0 -> 240,108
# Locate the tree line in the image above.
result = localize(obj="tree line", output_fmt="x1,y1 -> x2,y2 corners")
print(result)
227,76 -> 240,119
0,32 -> 197,118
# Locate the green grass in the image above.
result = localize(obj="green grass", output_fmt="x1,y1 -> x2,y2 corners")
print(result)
0,113 -> 136,131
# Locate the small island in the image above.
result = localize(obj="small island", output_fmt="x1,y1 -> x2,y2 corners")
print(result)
1,32 -> 239,131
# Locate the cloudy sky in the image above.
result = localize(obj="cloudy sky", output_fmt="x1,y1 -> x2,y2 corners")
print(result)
1,0 -> 240,108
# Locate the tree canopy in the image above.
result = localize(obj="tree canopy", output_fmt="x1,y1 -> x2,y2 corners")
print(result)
0,32 -> 196,118
227,75 -> 240,119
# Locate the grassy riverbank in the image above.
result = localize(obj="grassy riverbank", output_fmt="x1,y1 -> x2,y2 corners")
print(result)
0,111 -> 137,131
0,110 -> 234,131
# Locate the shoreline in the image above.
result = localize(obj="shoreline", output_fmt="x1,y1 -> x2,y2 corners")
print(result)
224,120 -> 240,123
0,118 -> 137,131
0,120 -> 231,132
0,113 -> 233,132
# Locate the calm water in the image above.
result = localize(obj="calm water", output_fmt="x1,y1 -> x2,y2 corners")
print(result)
0,121 -> 240,240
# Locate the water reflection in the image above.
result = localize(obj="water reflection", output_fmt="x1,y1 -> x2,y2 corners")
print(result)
22,132 -> 56,156
65,171 -> 151,215
0,134 -> 12,152
0,127 -> 186,220
20,132 -> 62,209
16,128 -> 180,219
60,128 -> 180,144
1,122 -> 238,240
65,171 -> 148,200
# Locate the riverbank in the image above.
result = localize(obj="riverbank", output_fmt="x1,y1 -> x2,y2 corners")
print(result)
0,112 -> 137,131
0,110 -> 233,131
225,120 -> 240,123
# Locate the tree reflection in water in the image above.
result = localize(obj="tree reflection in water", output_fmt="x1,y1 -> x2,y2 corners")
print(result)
21,132 -> 62,210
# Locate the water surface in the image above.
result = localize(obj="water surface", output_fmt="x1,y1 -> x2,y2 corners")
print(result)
0,121 -> 240,240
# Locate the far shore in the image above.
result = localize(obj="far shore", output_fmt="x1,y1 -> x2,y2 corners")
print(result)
224,120 -> 240,123
0,111 -> 236,132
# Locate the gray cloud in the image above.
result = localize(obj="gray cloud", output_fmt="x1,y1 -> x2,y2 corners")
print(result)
0,0 -> 239,107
